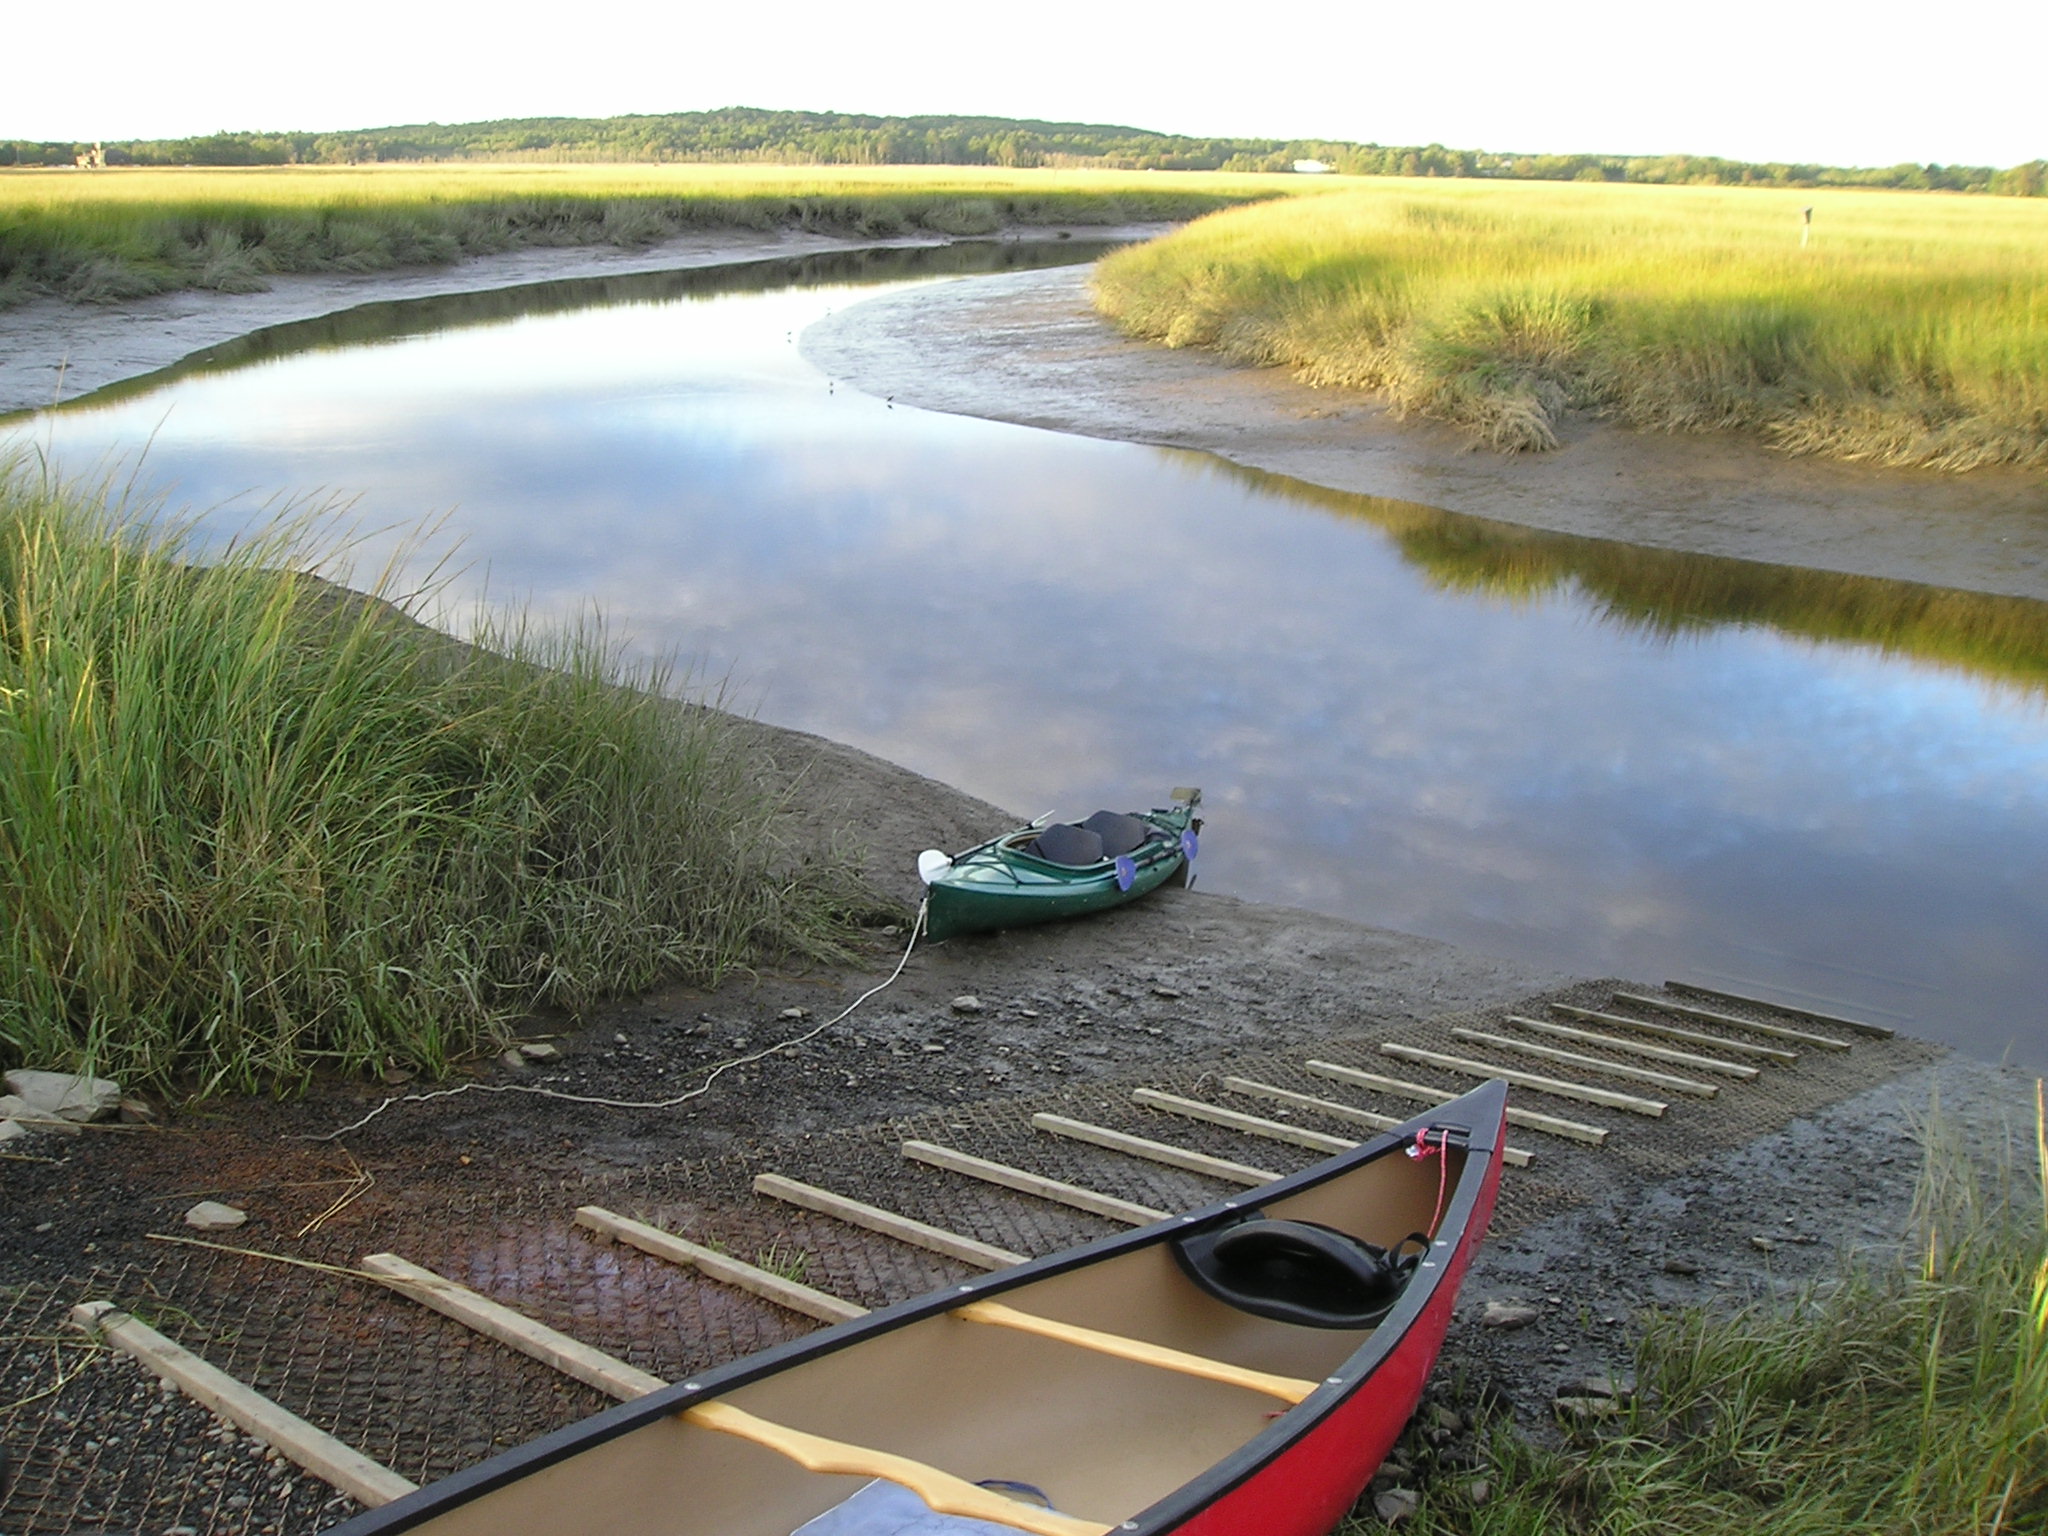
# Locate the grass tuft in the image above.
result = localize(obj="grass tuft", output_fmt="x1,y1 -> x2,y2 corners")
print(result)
1383,1085 -> 2048,1536
0,460 -> 862,1094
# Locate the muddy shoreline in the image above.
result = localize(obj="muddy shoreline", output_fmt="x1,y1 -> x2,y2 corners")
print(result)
803,265 -> 2048,605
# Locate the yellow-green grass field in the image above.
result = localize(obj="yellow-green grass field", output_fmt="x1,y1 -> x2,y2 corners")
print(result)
1094,179 -> 2048,472
0,162 -> 1326,308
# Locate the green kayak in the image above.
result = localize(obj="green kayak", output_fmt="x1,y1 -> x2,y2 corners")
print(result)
917,789 -> 1202,942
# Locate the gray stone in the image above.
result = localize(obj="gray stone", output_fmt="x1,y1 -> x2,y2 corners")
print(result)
1662,1255 -> 1701,1275
0,1096 -> 79,1136
5,1069 -> 122,1122
1463,1479 -> 1493,1507
1482,1300 -> 1540,1329
517,1041 -> 560,1061
1555,1395 -> 1626,1422
184,1201 -> 248,1231
950,995 -> 985,1014
779,1007 -> 809,1021
118,1097 -> 157,1125
1372,1488 -> 1421,1523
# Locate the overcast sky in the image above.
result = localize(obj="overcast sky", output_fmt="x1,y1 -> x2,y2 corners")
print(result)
9,0 -> 2040,169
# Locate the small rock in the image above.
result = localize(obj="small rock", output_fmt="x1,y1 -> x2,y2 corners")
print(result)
499,1050 -> 528,1070
118,1097 -> 157,1125
1750,1235 -> 1776,1252
0,1098 -> 79,1136
1463,1479 -> 1492,1507
1559,1374 -> 1631,1402
921,1043 -> 946,1053
380,1066 -> 415,1085
1662,1255 -> 1701,1275
1424,1403 -> 1465,1435
1019,1008 -> 1039,1018
1555,1395 -> 1625,1422
1372,1487 -> 1420,1523
518,1042 -> 560,1062
4,1069 -> 121,1122
1482,1300 -> 1540,1330
1151,986 -> 1183,999
0,1118 -> 30,1143
613,1032 -> 630,1045
779,1007 -> 809,1021
950,995 -> 985,1014
184,1201 -> 247,1232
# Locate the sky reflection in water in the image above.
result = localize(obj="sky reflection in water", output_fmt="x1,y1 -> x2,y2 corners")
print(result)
14,254 -> 2048,1066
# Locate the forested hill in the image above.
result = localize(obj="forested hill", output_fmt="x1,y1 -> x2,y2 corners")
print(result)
6,106 -> 2042,195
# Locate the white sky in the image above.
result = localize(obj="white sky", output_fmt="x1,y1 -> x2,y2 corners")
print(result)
8,0 -> 2041,169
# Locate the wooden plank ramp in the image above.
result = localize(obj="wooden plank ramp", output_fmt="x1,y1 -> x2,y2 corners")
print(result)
1547,1002 -> 1799,1065
1611,991 -> 1851,1051
1450,1028 -> 1720,1098
1663,980 -> 1896,1038
574,1206 -> 865,1323
752,1173 -> 1027,1270
1381,1043 -> 1668,1116
1504,1016 -> 1761,1080
900,1140 -> 1168,1227
71,1299 -> 417,1508
1219,1077 -> 1537,1167
1301,1061 -> 1608,1145
1031,1113 -> 1279,1186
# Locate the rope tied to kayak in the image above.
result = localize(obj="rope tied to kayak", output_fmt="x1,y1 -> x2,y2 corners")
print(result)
305,900 -> 929,1143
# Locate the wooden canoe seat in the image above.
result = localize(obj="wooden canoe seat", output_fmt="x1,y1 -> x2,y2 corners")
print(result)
683,1400 -> 1109,1536
952,1300 -> 1319,1404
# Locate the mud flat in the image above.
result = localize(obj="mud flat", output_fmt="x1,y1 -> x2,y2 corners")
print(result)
802,264 -> 2048,605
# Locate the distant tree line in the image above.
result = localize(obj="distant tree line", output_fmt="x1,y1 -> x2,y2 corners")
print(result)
3,108 -> 2041,195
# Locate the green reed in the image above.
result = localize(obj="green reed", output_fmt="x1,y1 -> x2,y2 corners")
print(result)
1384,1085 -> 2048,1536
1095,180 -> 2048,472
0,462 -> 861,1093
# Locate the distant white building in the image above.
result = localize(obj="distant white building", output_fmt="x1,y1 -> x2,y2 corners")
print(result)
1291,159 -> 1334,174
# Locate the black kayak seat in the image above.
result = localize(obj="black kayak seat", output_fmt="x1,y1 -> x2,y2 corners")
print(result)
1026,821 -> 1106,867
1079,810 -> 1156,858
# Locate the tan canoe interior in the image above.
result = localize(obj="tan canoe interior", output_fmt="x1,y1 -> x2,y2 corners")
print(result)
408,1145 -> 1464,1536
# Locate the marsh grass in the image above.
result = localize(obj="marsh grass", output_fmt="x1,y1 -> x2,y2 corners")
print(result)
0,461 -> 861,1093
0,163 -> 1304,309
1095,181 -> 2048,472
1388,1086 -> 2048,1536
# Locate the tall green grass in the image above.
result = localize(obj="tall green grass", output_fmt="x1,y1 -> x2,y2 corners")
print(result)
0,462 -> 860,1093
1389,1086 -> 2048,1535
0,163 -> 1306,309
1096,181 -> 2048,472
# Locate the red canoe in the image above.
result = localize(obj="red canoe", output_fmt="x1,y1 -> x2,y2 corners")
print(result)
328,1078 -> 1509,1536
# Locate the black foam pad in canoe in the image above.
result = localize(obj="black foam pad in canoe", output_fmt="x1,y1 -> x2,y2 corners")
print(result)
1079,810 -> 1154,858
1027,822 -> 1106,867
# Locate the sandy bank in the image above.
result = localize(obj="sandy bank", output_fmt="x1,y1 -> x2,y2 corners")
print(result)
802,266 -> 2048,604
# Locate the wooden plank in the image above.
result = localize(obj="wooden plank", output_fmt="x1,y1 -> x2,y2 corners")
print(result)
685,1400 -> 1107,1536
1379,1044 -> 1667,1117
954,1300 -> 1317,1403
1220,1078 -> 1537,1167
70,1300 -> 417,1508
1663,980 -> 1897,1039
1031,1113 -> 1279,1186
1451,1029 -> 1719,1098
1300,1061 -> 1608,1146
1132,1088 -> 1356,1154
1442,1026 -> 1711,1099
901,1141 -> 1166,1227
752,1173 -> 1026,1270
361,1253 -> 666,1401
1506,1016 -> 1760,1079
574,1206 -> 866,1324
1548,1002 -> 1799,1065
1613,991 -> 1853,1051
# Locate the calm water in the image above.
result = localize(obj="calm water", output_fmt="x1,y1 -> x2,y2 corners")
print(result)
11,247 -> 2048,1067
